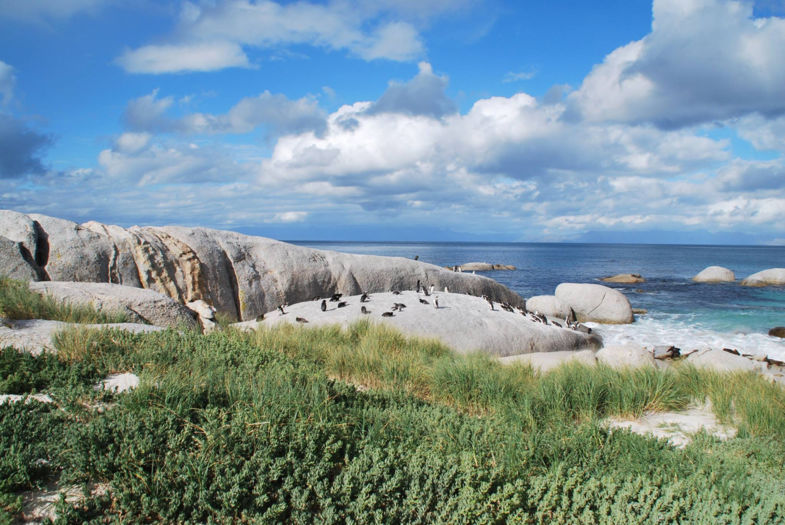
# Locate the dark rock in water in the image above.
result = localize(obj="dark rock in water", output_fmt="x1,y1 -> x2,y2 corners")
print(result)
768,327 -> 785,338
653,345 -> 680,360
632,308 -> 648,315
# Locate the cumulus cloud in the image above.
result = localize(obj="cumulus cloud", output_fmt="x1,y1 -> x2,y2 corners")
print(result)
124,89 -> 326,137
115,0 -> 472,73
568,0 -> 785,128
98,134 -> 254,186
116,41 -> 252,74
0,114 -> 52,178
0,60 -> 15,106
367,62 -> 456,118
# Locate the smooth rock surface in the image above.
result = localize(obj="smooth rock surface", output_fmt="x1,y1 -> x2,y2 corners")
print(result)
686,348 -> 768,373
1,211 -> 523,321
741,268 -> 785,287
692,266 -> 735,283
596,344 -> 656,369
0,319 -> 162,355
525,295 -> 575,322
29,281 -> 198,329
235,291 -> 601,357
555,283 -> 634,324
498,350 -> 597,372
453,262 -> 516,271
601,273 -> 645,283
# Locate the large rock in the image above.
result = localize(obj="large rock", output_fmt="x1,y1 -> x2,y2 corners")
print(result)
600,273 -> 645,284
525,295 -> 575,322
498,350 -> 597,372
692,266 -> 735,283
0,237 -> 42,281
236,291 -> 601,357
686,348 -> 768,373
769,327 -> 785,338
454,262 -> 516,271
1,210 -> 524,321
28,281 -> 198,329
596,344 -> 655,369
740,268 -> 785,287
0,319 -> 162,356
555,283 -> 634,324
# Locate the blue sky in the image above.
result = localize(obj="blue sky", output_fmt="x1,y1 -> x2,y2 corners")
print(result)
1,0 -> 785,244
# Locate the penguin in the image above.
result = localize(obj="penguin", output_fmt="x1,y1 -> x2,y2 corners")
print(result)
337,301 -> 348,308
414,255 -> 419,261
433,296 -> 439,309
423,286 -> 430,297
429,284 -> 435,295
394,303 -> 406,311
444,286 -> 449,293
321,300 -> 327,312
361,306 -> 370,314
484,295 -> 495,310
361,292 -> 370,302
296,317 -> 308,323
416,279 -> 421,293
392,290 -> 401,295
330,293 -> 342,302
419,298 -> 429,305
382,311 -> 394,317
278,304 -> 286,315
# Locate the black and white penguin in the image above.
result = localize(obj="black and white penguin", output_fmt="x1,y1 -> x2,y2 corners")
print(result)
330,293 -> 342,302
361,292 -> 370,303
361,306 -> 370,314
433,296 -> 439,309
419,298 -> 429,305
321,300 -> 327,312
296,317 -> 308,323
382,311 -> 394,317
337,301 -> 348,308
278,304 -> 286,315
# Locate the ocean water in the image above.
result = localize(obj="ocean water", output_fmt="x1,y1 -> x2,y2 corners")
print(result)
293,241 -> 785,359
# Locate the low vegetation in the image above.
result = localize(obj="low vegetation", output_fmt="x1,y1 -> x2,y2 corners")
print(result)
0,276 -> 128,324
2,313 -> 785,521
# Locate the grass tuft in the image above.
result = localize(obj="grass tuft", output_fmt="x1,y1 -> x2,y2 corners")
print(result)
0,276 -> 128,324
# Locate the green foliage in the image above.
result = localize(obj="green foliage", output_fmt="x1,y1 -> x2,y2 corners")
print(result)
2,322 -> 785,522
0,275 -> 128,324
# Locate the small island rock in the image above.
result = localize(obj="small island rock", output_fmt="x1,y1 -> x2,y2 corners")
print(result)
740,268 -> 785,287
555,283 -> 634,324
693,266 -> 735,283
601,273 -> 645,284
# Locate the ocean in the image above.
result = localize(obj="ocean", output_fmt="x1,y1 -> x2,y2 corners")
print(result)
293,241 -> 785,360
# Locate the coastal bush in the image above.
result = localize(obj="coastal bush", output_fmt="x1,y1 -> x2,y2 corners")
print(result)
0,275 -> 128,324
2,322 -> 785,522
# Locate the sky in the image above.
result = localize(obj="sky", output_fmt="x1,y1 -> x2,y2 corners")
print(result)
1,0 -> 785,244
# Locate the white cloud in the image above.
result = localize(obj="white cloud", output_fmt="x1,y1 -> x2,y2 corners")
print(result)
503,70 -> 536,83
116,41 -> 252,74
0,60 -> 15,106
367,62 -> 456,118
736,113 -> 785,151
115,0 -> 472,73
269,211 -> 308,223
569,0 -> 785,128
124,89 -> 326,137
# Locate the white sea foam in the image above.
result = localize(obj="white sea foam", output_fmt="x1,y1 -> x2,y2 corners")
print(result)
587,316 -> 785,362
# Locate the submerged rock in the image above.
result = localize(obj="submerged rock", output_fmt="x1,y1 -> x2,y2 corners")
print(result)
692,266 -> 735,283
554,283 -> 634,324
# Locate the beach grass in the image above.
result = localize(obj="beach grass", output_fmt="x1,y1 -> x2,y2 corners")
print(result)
0,276 -> 128,324
2,320 -> 785,522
